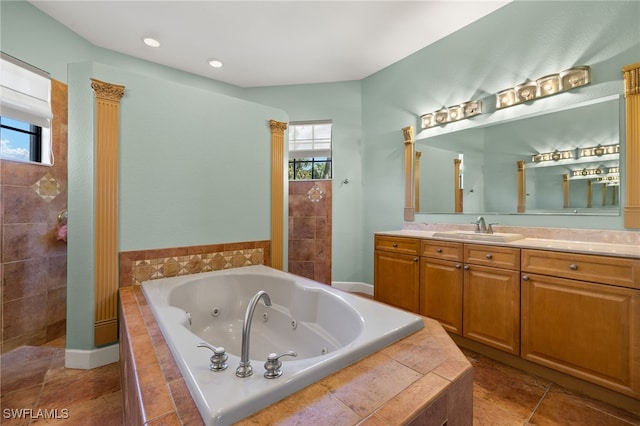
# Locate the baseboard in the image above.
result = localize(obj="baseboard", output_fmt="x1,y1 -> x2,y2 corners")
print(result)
65,343 -> 119,369
332,281 -> 373,296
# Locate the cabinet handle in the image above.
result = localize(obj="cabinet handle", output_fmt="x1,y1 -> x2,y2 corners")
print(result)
413,257 -> 419,262
463,265 -> 470,270
455,263 -> 461,269
522,275 -> 529,281
436,248 -> 443,253
569,264 -> 578,270
392,243 -> 398,248
485,253 -> 493,259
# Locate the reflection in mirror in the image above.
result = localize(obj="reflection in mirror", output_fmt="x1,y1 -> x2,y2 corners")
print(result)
415,96 -> 620,215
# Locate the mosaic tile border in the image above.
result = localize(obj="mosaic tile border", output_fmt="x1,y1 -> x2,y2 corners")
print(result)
119,240 -> 270,287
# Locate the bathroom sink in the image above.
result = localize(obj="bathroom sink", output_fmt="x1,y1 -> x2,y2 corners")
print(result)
432,230 -> 525,243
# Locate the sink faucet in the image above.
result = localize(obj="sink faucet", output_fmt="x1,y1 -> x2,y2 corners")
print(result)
474,216 -> 487,233
236,290 -> 272,378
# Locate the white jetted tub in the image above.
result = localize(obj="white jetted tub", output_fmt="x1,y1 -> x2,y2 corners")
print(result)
142,265 -> 423,425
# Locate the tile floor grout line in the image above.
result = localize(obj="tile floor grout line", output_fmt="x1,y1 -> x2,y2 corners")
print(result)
524,383 -> 552,425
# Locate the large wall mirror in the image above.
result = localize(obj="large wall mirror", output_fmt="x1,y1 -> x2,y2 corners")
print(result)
414,95 -> 621,216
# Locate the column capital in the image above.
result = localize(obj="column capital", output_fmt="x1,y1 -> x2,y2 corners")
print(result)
90,78 -> 125,102
622,62 -> 640,97
269,120 -> 288,134
402,126 -> 414,145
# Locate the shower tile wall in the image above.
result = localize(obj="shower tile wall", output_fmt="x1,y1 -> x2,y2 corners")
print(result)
0,80 -> 68,353
288,180 -> 332,284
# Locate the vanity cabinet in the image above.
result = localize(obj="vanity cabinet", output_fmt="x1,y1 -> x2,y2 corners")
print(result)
374,232 -> 640,399
419,240 -> 464,334
373,235 -> 420,312
462,244 -> 521,355
521,249 -> 640,398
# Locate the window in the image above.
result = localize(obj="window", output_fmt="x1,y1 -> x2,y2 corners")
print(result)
0,116 -> 42,162
0,52 -> 52,165
288,120 -> 332,180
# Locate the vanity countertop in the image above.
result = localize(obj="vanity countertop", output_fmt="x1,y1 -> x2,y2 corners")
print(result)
376,229 -> 640,259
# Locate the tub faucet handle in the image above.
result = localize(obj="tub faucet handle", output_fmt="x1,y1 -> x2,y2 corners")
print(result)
264,351 -> 297,379
197,342 -> 228,371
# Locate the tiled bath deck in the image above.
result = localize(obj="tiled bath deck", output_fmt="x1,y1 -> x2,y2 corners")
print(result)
1,337 -> 639,425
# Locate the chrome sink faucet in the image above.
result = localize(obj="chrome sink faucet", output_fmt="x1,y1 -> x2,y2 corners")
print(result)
236,290 -> 272,378
473,216 -> 487,233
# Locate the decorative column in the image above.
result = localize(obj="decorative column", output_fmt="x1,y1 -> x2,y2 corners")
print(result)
402,126 -> 415,221
517,160 -> 525,213
623,62 -> 640,228
586,180 -> 593,208
415,151 -> 421,212
454,158 -> 463,213
91,78 -> 125,347
269,120 -> 288,270
563,174 -> 570,209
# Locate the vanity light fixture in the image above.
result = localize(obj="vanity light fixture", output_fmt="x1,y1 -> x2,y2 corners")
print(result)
143,37 -> 161,48
572,167 -> 604,177
496,65 -> 591,110
420,100 -> 482,129
531,149 -> 573,163
208,59 -> 223,68
580,143 -> 619,158
596,175 -> 619,183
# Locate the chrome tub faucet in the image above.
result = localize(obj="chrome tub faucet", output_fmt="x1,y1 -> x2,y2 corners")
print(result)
236,290 -> 272,378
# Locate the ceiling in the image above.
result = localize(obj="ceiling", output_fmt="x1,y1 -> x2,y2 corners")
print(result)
28,1 -> 510,88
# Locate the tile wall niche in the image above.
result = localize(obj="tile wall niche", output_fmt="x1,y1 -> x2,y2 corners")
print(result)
1,80 -> 68,353
288,180 -> 332,284
119,240 -> 271,287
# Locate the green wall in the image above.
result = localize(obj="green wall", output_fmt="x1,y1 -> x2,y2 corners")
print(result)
359,0 -> 640,283
2,0 -> 639,348
2,0 -> 286,350
243,82 -> 364,282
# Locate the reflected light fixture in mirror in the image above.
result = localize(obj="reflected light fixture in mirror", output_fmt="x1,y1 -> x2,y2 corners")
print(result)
580,143 -> 619,157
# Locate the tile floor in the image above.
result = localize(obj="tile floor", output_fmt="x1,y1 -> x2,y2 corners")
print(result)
1,338 -> 639,425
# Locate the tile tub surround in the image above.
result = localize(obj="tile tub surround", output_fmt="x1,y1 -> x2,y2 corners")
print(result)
119,240 -> 271,287
119,285 -> 473,425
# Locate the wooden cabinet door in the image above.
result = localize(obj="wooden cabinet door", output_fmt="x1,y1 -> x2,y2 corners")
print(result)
521,273 -> 640,398
463,264 -> 520,355
374,250 -> 420,313
420,257 -> 463,334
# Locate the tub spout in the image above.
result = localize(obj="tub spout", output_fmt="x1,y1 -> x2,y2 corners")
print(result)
236,290 -> 272,378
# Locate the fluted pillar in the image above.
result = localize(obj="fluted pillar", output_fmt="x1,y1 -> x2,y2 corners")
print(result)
623,62 -> 640,228
91,78 -> 125,346
517,160 -> 526,213
402,126 -> 415,221
415,151 -> 421,212
454,158 -> 463,213
270,120 -> 287,270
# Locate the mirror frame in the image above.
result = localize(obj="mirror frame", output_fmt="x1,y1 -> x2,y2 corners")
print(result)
403,62 -> 640,229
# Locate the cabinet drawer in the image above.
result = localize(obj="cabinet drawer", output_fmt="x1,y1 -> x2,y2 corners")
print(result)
521,249 -> 640,289
464,244 -> 520,270
421,239 -> 463,261
374,235 -> 420,255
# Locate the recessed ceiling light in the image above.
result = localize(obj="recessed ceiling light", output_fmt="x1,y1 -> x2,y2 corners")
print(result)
143,37 -> 161,48
208,59 -> 223,68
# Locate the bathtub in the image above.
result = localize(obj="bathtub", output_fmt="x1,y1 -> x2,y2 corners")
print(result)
141,265 -> 424,425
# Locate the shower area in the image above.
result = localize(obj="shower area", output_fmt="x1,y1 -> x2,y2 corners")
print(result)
0,80 -> 68,353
